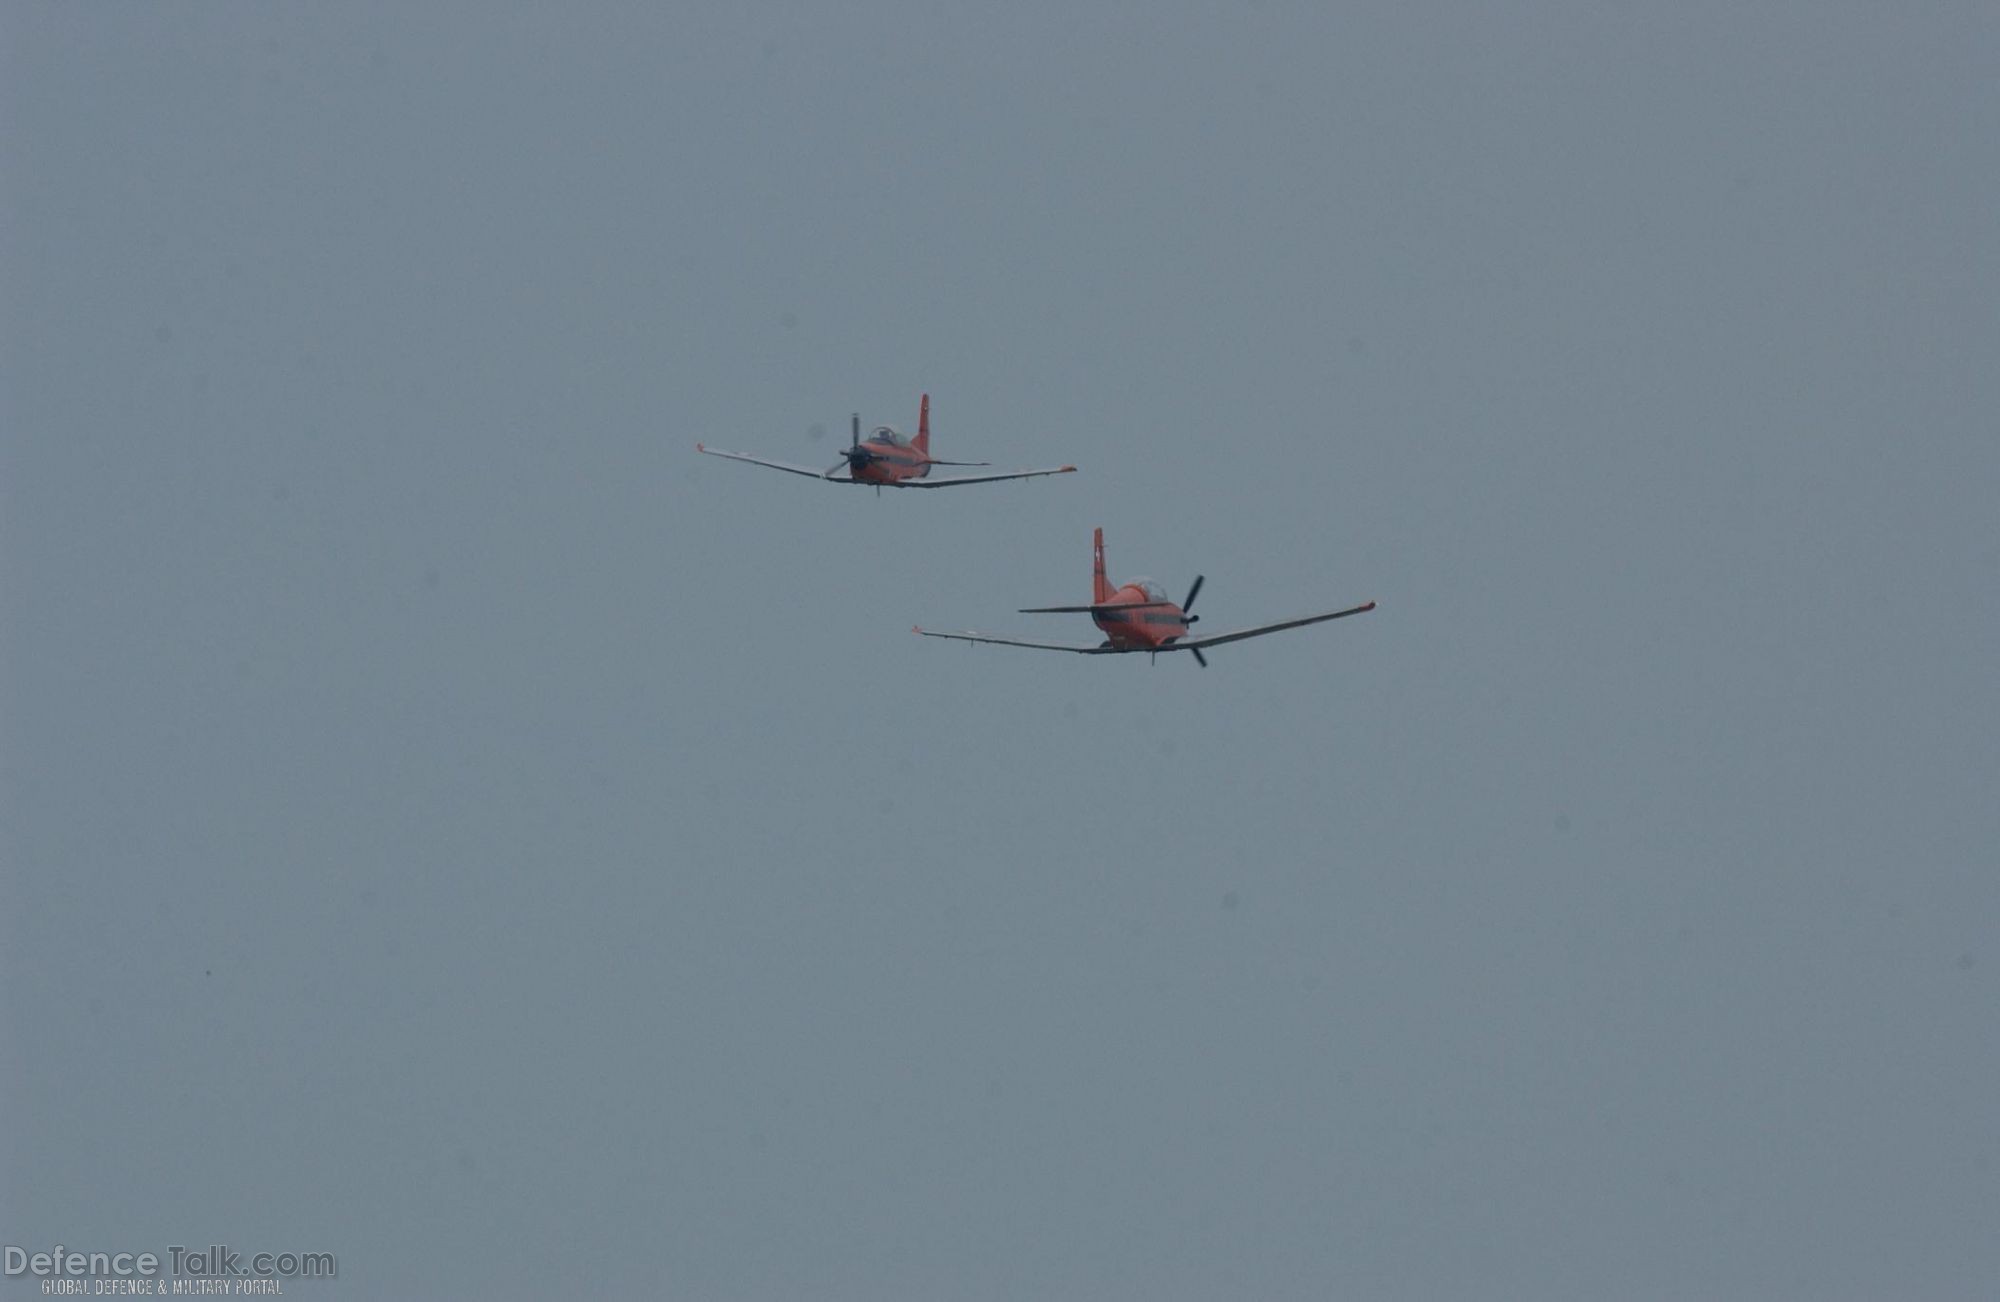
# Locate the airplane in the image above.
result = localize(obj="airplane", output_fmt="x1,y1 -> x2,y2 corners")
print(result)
696,394 -> 1077,492
915,527 -> 1375,667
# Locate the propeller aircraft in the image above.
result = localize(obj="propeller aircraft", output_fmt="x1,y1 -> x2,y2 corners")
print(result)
697,395 -> 1076,493
915,528 -> 1375,666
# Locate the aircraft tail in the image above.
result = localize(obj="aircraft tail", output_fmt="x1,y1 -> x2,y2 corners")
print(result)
1092,527 -> 1111,603
913,394 -> 931,456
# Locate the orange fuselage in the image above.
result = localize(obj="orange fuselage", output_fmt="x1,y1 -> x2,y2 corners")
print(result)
848,438 -> 932,485
1087,527 -> 1189,650
1092,585 -> 1190,650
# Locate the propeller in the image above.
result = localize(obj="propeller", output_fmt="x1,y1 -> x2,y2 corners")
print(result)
1180,575 -> 1208,665
826,412 -> 874,478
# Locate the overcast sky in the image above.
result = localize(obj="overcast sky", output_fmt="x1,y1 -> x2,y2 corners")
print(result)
5,4 -> 1996,1298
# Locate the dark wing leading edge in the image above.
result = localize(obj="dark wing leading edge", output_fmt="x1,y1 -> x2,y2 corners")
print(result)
1171,600 -> 1377,651
912,626 -> 1121,653
696,443 -> 850,481
895,465 -> 1078,487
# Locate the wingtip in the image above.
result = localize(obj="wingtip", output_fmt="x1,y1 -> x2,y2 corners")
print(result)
696,442 -> 705,452
1060,464 -> 1077,473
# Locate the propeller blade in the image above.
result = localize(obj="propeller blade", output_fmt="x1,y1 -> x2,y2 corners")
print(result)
1191,646 -> 1209,668
851,413 -> 861,450
1182,574 -> 1205,613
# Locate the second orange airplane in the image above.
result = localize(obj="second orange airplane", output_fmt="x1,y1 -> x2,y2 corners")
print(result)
698,394 -> 1076,492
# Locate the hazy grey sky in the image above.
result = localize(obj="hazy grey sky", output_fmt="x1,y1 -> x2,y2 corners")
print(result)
5,5 -> 1996,1298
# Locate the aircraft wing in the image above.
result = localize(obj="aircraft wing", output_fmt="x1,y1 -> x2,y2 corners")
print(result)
696,443 -> 844,480
1174,600 -> 1377,650
896,465 -> 1078,488
913,626 -> 1119,653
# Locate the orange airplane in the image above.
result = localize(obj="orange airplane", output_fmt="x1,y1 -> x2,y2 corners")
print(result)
697,394 -> 1076,492
915,527 -> 1375,666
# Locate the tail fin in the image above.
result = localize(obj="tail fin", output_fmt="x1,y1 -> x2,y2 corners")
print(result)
913,394 -> 931,456
1092,527 -> 1111,603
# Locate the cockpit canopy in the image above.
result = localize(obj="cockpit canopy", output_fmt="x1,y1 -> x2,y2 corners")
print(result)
1127,577 -> 1169,603
870,425 -> 909,447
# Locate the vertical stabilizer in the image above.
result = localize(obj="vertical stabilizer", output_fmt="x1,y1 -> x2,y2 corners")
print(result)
1092,527 -> 1111,603
913,394 -> 931,456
